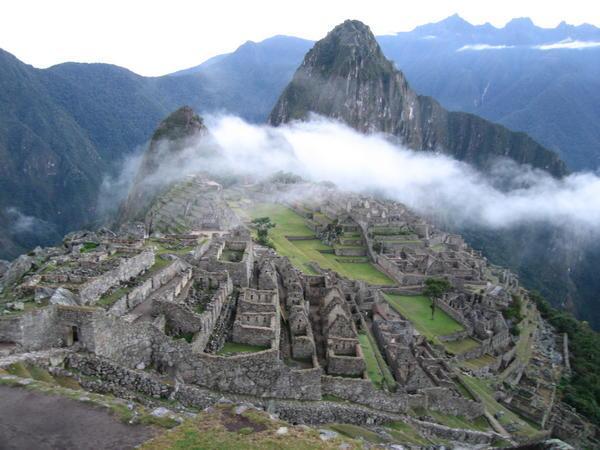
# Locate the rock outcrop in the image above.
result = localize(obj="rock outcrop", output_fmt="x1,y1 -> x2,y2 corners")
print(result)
269,20 -> 567,177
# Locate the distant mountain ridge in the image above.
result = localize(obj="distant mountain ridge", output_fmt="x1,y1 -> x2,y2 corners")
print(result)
269,20 -> 567,176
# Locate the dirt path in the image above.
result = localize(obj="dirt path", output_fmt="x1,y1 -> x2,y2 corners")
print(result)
0,385 -> 157,450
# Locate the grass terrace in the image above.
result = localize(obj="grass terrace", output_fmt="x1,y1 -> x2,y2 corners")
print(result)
247,204 -> 394,286
410,407 -> 492,432
357,332 -> 395,389
383,294 -> 479,354
459,374 -> 540,439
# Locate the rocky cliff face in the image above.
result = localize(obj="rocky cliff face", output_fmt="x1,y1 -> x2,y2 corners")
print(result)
269,20 -> 567,177
118,106 -> 209,223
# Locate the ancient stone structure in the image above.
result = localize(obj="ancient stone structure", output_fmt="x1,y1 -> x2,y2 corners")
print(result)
0,178 -> 586,448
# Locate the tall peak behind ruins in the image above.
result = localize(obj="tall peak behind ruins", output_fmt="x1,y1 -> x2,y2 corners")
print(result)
269,20 -> 568,177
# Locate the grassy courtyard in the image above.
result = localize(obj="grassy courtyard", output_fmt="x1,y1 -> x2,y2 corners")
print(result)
246,204 -> 394,286
383,294 -> 479,354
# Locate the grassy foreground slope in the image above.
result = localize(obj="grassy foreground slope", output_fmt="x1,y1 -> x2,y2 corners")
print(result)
141,404 -> 360,450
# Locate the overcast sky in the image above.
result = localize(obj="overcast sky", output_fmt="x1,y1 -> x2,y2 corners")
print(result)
1,0 -> 598,76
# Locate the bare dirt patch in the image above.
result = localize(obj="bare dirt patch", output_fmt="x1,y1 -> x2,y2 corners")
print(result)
0,385 -> 157,450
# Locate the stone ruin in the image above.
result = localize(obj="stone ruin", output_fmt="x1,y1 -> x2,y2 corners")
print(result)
0,179 -> 587,448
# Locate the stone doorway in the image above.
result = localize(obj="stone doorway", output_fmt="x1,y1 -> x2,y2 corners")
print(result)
64,325 -> 80,347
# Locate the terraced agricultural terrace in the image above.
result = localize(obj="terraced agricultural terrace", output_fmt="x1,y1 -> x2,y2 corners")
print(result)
244,203 -> 395,285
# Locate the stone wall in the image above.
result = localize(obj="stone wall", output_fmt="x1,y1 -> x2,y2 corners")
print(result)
376,254 -> 425,286
321,375 -> 408,413
326,351 -> 365,377
67,352 -> 173,398
190,282 -> 232,353
420,387 -> 484,420
79,250 -> 155,305
167,347 -> 322,400
15,306 -> 62,350
292,335 -> 315,359
436,298 -> 473,334
204,240 -> 254,287
0,315 -> 23,343
407,417 -> 495,445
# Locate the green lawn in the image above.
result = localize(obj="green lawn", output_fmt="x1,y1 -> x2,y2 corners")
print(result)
218,342 -> 268,355
383,294 -> 479,354
443,338 -> 480,355
247,204 -> 394,286
500,298 -> 537,381
357,332 -> 395,389
384,294 -> 463,337
460,353 -> 497,371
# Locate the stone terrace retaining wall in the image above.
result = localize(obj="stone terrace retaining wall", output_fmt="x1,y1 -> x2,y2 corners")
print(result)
321,375 -> 408,414
79,250 -> 155,305
62,353 -> 493,445
420,387 -> 484,420
154,343 -> 322,401
109,259 -> 192,316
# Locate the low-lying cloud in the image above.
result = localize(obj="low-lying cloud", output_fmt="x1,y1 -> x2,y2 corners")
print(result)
457,44 -> 514,51
534,39 -> 600,50
107,115 -> 600,239
457,39 -> 600,52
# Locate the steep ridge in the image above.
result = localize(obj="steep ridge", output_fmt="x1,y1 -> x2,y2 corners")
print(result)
118,106 -> 209,223
269,20 -> 567,177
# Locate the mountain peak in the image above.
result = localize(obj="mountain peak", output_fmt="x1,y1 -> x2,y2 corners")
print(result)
505,17 -> 535,29
294,19 -> 391,81
151,106 -> 205,142
269,20 -> 567,177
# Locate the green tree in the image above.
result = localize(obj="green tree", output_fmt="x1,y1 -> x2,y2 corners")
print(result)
423,277 -> 452,320
252,217 -> 276,247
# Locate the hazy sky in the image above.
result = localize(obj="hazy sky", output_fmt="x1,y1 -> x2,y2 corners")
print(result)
1,0 -> 598,76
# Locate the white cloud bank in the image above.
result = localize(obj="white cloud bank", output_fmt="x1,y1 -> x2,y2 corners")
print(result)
534,38 -> 600,50
457,39 -> 600,52
192,116 -> 600,235
457,44 -> 514,51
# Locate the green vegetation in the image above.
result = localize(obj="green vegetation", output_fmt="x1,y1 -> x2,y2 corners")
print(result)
503,294 -> 524,336
326,423 -> 385,443
410,408 -> 491,432
220,249 -> 244,262
247,204 -> 394,285
97,287 -> 128,308
460,353 -> 496,371
459,374 -> 539,438
141,404 -> 360,450
530,291 -> 600,426
80,242 -> 99,253
423,277 -> 452,320
442,338 -> 480,354
384,294 -> 462,337
383,294 -> 479,354
357,332 -> 395,389
385,421 -> 430,445
251,216 -> 276,248
218,342 -> 268,355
